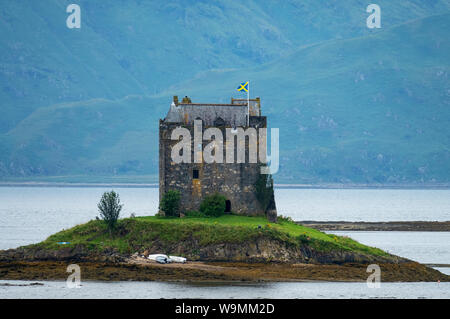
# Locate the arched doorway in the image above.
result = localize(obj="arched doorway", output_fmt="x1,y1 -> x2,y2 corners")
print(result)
225,200 -> 231,213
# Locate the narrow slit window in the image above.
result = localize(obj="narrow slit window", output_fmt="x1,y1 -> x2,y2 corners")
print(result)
193,169 -> 199,179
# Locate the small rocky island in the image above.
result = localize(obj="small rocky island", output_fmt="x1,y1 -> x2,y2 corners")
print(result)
0,215 -> 448,282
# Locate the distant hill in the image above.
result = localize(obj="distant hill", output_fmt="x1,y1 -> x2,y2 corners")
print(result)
0,1 -> 449,184
171,14 -> 450,183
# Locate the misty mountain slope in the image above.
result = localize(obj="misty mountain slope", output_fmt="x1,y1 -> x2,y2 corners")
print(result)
0,2 -> 449,183
2,0 -> 450,133
156,13 -> 450,183
0,95 -> 166,177
0,1 -> 149,132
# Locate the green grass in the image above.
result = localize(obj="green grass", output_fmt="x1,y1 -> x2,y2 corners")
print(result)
31,214 -> 388,257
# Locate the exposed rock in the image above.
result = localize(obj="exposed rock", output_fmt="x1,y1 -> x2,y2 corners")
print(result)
0,236 -> 404,265
0,246 -> 125,263
0,261 -> 448,283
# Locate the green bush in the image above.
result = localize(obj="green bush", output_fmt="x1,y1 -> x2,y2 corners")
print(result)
200,193 -> 226,217
97,190 -> 123,234
159,190 -> 181,217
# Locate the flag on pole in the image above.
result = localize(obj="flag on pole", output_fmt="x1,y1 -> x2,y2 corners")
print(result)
237,81 -> 250,126
237,81 -> 249,93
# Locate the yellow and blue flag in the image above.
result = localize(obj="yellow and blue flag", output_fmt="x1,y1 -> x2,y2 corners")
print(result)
237,81 -> 249,93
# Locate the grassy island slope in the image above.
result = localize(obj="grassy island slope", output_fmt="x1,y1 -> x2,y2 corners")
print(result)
47,216 -> 390,257
1,215 -> 449,282
1,215 -> 407,263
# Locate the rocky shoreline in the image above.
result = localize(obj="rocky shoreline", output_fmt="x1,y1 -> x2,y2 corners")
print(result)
0,260 -> 447,283
0,246 -> 448,283
1,216 -> 448,283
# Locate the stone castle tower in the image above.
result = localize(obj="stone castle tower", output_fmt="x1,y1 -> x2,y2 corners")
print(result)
159,96 -> 276,220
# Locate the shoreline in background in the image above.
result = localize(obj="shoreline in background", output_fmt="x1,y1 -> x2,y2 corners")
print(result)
0,182 -> 159,188
299,221 -> 450,232
1,181 -> 450,189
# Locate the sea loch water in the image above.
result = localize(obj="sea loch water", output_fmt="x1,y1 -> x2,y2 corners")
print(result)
1,280 -> 449,299
0,186 -> 449,299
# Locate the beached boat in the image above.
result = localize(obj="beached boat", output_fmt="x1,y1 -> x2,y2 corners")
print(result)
148,254 -> 170,263
169,256 -> 187,263
147,254 -> 187,264
155,256 -> 169,264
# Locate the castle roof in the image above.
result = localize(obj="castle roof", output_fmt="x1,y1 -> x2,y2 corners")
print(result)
164,96 -> 261,127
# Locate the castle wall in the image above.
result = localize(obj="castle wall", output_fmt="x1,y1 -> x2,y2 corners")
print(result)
231,98 -> 261,116
159,117 -> 267,216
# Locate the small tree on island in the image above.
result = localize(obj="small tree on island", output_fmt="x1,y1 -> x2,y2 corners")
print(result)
98,190 -> 123,234
159,190 -> 181,217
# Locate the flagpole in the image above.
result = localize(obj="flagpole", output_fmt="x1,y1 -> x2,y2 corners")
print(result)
247,80 -> 250,127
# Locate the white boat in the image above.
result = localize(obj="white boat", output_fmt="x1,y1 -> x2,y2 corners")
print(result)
169,256 -> 187,263
147,254 -> 186,263
155,256 -> 169,264
148,254 -> 171,263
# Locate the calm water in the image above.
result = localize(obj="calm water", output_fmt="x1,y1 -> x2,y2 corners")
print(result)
328,231 -> 450,266
276,188 -> 450,221
0,186 -> 449,299
0,187 -> 159,250
1,280 -> 449,299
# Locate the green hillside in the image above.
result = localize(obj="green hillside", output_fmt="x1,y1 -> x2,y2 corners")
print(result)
0,1 -> 449,183
170,14 -> 450,183
2,0 -> 449,130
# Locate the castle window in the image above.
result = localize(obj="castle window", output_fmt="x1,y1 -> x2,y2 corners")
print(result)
193,169 -> 199,179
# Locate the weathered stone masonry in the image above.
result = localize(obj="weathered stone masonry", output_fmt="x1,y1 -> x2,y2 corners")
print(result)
159,96 -> 275,216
